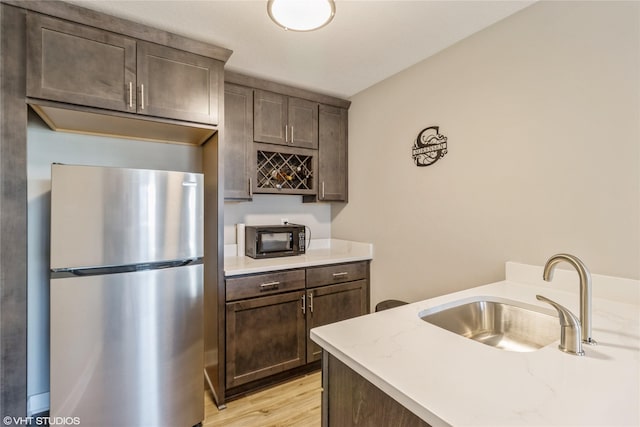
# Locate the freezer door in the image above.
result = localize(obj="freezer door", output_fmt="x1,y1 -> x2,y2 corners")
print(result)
50,265 -> 203,427
50,164 -> 203,270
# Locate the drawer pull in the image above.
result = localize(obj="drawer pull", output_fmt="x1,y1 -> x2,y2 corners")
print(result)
259,281 -> 280,291
332,272 -> 349,278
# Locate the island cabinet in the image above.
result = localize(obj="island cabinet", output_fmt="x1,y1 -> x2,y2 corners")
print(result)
254,89 -> 318,149
224,261 -> 369,394
223,83 -> 254,200
323,353 -> 431,427
26,13 -> 222,125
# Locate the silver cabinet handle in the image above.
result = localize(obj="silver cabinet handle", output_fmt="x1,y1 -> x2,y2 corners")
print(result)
332,272 -> 349,278
140,84 -> 145,110
301,294 -> 306,314
308,291 -> 314,313
128,82 -> 133,109
249,178 -> 253,197
290,126 -> 294,144
285,125 -> 289,143
259,281 -> 280,291
321,182 -> 325,200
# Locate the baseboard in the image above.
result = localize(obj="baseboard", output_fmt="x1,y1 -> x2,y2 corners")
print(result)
27,392 -> 50,416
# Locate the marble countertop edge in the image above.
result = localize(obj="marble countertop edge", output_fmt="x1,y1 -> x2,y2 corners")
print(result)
224,238 -> 373,276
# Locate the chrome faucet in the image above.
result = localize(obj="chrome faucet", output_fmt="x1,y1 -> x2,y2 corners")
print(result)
542,253 -> 596,345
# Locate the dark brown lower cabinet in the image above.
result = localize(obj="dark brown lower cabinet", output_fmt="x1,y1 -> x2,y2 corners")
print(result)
306,280 -> 368,362
225,291 -> 306,388
323,352 -> 432,427
225,261 -> 370,397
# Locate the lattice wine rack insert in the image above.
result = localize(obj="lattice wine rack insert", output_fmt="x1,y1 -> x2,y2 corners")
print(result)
256,150 -> 314,191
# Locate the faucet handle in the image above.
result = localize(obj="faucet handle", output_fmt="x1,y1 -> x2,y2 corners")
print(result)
536,295 -> 585,356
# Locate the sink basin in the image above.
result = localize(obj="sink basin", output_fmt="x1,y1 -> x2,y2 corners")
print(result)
419,296 -> 559,352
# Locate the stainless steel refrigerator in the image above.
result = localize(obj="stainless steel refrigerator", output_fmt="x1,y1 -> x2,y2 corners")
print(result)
49,164 -> 204,427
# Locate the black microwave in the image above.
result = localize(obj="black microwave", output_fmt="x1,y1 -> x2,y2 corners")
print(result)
245,225 -> 306,259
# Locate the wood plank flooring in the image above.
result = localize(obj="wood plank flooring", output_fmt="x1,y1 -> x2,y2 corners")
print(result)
203,372 -> 322,427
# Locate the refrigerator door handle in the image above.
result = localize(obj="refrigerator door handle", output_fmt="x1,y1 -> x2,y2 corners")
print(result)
51,258 -> 203,278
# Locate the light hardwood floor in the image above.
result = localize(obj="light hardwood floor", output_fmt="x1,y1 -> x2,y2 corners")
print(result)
203,372 -> 322,427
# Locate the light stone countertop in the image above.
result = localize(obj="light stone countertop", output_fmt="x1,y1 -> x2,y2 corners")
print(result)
224,238 -> 373,276
310,262 -> 640,427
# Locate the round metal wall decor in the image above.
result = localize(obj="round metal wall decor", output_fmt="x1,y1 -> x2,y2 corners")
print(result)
412,126 -> 448,167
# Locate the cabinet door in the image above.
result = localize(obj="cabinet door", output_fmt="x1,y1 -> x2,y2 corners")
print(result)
226,291 -> 306,388
318,105 -> 348,201
326,354 -> 432,427
254,90 -> 287,145
27,14 -> 136,113
306,280 -> 367,362
224,83 -> 254,200
137,41 -> 222,125
288,97 -> 318,149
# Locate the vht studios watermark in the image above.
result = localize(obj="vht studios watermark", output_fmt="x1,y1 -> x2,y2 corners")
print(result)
3,416 -> 80,426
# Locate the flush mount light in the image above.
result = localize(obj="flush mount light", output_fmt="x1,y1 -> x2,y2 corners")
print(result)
267,0 -> 336,32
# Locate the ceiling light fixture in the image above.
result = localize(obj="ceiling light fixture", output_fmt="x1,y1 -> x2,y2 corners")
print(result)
267,0 -> 336,32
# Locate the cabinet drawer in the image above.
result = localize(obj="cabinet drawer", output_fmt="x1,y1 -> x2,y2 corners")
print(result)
306,261 -> 368,288
226,269 -> 305,301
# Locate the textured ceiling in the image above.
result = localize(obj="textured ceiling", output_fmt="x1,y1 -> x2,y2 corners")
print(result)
67,0 -> 535,99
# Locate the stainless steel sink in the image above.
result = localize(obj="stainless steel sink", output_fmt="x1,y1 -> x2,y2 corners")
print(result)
419,296 -> 559,352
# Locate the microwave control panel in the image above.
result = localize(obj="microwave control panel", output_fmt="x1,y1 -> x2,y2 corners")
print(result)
299,232 -> 306,252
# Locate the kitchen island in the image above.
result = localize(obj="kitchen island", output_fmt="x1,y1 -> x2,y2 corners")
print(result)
311,262 -> 640,427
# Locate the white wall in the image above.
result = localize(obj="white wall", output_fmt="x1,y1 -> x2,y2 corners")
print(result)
332,1 -> 640,308
26,111 -> 201,413
224,197 -> 331,246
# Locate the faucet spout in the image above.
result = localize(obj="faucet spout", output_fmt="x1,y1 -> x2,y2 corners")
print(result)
543,253 -> 596,345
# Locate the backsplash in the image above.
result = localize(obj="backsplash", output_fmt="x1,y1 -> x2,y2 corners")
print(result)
224,194 -> 331,244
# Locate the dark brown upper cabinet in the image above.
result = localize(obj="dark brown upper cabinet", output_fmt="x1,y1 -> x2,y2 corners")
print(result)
224,83 -> 254,200
136,41 -> 221,125
27,14 -> 222,126
224,72 -> 350,198
254,89 -> 318,149
26,13 -> 136,113
317,104 -> 348,202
